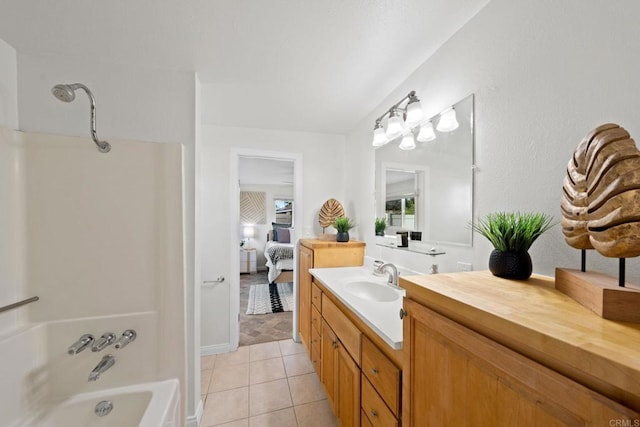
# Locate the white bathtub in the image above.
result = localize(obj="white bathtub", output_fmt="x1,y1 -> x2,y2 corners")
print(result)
17,379 -> 180,427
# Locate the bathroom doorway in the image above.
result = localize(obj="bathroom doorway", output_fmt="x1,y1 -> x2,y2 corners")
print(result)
229,148 -> 303,350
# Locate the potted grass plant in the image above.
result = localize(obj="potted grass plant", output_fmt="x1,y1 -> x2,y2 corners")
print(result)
374,217 -> 387,236
334,216 -> 356,242
471,211 -> 554,280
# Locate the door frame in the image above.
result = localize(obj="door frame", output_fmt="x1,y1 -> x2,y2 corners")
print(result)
229,147 -> 303,349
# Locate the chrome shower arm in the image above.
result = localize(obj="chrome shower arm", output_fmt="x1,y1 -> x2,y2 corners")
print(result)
51,83 -> 111,153
75,84 -> 111,153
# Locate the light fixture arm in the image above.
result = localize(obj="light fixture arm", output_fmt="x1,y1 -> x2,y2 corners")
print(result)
374,90 -> 417,123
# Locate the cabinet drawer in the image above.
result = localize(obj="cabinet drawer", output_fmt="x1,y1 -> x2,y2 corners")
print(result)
361,375 -> 398,427
311,304 -> 322,335
311,332 -> 321,376
311,281 -> 322,310
361,410 -> 374,427
322,294 -> 361,366
311,321 -> 321,349
362,336 -> 400,416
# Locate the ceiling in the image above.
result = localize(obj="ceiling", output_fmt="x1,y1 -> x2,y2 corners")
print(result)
0,0 -> 489,134
239,157 -> 294,186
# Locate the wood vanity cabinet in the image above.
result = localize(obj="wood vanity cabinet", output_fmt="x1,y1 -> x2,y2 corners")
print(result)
400,271 -> 640,427
297,239 -> 365,353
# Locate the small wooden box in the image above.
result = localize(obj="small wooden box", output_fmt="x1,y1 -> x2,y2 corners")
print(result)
555,268 -> 640,323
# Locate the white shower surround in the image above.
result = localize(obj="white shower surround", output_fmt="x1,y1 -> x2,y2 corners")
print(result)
0,128 -> 186,426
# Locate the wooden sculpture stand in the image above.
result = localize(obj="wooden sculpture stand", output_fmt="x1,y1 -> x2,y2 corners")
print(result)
555,268 -> 640,323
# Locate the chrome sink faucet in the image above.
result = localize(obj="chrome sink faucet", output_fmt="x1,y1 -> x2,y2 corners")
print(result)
88,354 -> 115,381
376,263 -> 399,288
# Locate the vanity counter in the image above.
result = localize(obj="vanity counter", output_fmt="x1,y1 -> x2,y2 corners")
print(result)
310,266 -> 405,349
400,270 -> 640,412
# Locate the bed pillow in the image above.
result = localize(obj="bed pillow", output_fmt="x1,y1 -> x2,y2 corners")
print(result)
272,222 -> 291,241
277,228 -> 291,243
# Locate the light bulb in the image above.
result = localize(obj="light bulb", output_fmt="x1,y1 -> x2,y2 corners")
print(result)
405,98 -> 425,127
372,121 -> 388,147
386,108 -> 404,139
417,121 -> 436,142
436,107 -> 459,132
398,133 -> 416,150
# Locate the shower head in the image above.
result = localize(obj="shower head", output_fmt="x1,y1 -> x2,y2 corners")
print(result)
50,83 -> 111,153
51,83 -> 84,103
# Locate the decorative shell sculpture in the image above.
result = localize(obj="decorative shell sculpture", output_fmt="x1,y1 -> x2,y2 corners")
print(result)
561,123 -> 640,258
318,198 -> 345,229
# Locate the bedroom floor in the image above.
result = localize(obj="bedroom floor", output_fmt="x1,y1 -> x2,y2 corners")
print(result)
200,340 -> 337,426
240,271 -> 293,346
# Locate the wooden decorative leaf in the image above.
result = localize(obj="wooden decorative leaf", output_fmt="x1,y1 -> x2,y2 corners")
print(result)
319,198 -> 345,228
561,123 -> 640,257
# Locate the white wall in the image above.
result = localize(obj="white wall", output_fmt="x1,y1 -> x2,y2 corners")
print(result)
0,38 -> 17,129
199,125 -> 346,349
0,39 -> 23,337
346,0 -> 640,279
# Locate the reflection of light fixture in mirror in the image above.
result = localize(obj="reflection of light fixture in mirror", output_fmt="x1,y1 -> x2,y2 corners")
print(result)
386,108 -> 405,139
372,120 -> 387,147
398,133 -> 416,150
243,225 -> 255,248
436,107 -> 459,132
417,121 -> 436,142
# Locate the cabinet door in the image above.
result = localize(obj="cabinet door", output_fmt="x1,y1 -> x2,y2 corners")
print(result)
336,342 -> 360,427
298,245 -> 313,352
402,298 -> 639,427
321,320 -> 338,412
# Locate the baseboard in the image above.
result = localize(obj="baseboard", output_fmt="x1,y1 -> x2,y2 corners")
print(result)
186,398 -> 203,427
200,342 -> 237,356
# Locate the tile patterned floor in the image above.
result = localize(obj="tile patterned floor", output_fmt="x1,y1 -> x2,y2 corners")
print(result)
201,340 -> 337,427
240,271 -> 293,346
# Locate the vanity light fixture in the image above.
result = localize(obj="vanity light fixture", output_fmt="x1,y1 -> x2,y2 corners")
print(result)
404,93 -> 425,127
385,108 -> 405,139
436,107 -> 459,132
371,90 -> 459,150
371,91 -> 424,149
372,120 -> 387,147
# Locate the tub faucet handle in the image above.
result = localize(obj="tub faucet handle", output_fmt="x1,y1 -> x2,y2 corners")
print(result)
92,332 -> 116,352
68,334 -> 94,355
114,329 -> 137,349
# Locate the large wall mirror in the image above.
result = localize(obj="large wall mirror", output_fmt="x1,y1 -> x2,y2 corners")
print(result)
375,94 -> 474,247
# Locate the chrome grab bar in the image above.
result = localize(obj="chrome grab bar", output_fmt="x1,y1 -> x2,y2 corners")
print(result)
0,296 -> 39,314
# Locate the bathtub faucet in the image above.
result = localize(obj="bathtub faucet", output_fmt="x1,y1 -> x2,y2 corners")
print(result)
88,354 -> 115,381
92,332 -> 116,352
68,334 -> 94,355
114,329 -> 137,349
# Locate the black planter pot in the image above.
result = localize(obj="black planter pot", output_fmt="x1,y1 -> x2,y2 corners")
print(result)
336,231 -> 350,242
375,231 -> 385,236
488,250 -> 532,280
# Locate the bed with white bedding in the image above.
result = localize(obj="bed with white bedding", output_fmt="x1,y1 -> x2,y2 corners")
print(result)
264,240 -> 294,283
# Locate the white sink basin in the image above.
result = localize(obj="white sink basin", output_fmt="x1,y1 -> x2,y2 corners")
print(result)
344,281 -> 400,302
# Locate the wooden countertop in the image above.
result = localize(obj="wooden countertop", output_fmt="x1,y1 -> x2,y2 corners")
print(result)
399,270 -> 640,411
299,238 -> 365,249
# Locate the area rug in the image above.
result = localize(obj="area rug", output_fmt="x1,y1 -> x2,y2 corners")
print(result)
246,282 -> 294,315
